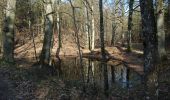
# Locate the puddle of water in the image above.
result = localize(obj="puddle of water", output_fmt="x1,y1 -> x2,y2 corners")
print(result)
32,57 -> 169,99
50,58 -> 143,96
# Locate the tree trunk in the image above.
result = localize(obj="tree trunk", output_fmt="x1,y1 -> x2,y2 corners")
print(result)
3,0 -> 16,62
55,0 -> 62,58
91,3 -> 95,50
121,0 -> 125,46
40,0 -> 54,65
139,0 -> 158,72
111,22 -> 116,46
99,0 -> 106,59
69,0 -> 85,91
157,0 -> 167,60
111,0 -> 118,46
99,0 -> 108,96
0,8 -> 3,55
57,0 -> 62,48
84,2 -> 91,50
127,0 -> 134,52
167,0 -> 170,47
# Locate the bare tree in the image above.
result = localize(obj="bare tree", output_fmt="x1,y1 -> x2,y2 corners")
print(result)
69,0 -> 85,91
54,0 -> 62,60
40,0 -> 54,65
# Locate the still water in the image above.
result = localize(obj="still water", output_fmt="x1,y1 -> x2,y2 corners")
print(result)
33,57 -> 169,99
50,57 -> 147,99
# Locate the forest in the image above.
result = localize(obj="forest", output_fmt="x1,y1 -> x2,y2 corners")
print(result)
0,0 -> 170,99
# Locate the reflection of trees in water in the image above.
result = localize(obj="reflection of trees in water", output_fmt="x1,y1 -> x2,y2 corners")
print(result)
110,64 -> 130,88
141,69 -> 159,99
86,59 -> 94,83
56,58 -> 149,96
37,58 -> 163,98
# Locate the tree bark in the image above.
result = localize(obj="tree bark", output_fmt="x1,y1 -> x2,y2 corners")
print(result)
139,0 -> 158,72
99,0 -> 106,60
111,22 -> 116,46
40,0 -> 54,65
84,1 -> 91,50
99,0 -> 108,96
167,0 -> 170,47
121,0 -> 125,46
127,0 -> 134,52
55,0 -> 62,59
91,3 -> 95,50
157,0 -> 167,60
111,0 -> 118,46
3,0 -> 16,62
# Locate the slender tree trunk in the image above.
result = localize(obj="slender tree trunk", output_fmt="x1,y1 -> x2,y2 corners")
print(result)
111,0 -> 118,46
169,0 -> 170,24
157,0 -> 167,60
166,0 -> 170,47
111,19 -> 116,46
55,0 -> 62,59
0,32 -> 1,55
57,0 -> 62,48
41,12 -> 44,35
91,3 -> 95,50
29,20 -> 38,61
84,1 -> 91,50
127,0 -> 134,52
3,0 -> 16,62
29,1 -> 38,62
121,0 -> 125,46
139,0 -> 158,72
69,0 -> 85,91
40,0 -> 54,65
0,9 -> 2,55
0,22 -> 2,55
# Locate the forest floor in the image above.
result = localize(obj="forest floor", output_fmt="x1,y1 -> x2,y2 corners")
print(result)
1,45 -> 170,99
0,47 -> 143,100
0,35 -> 170,99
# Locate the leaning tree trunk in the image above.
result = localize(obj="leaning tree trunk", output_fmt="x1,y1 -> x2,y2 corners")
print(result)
69,0 -> 85,91
40,0 -> 54,65
139,0 -> 158,72
3,0 -> 16,62
157,0 -> 167,60
127,0 -> 134,52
